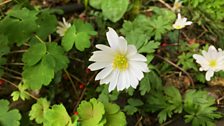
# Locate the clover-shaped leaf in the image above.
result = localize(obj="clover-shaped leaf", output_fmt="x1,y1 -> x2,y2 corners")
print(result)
77,98 -> 105,126
0,99 -> 21,126
104,103 -> 126,126
29,98 -> 50,124
43,104 -> 73,126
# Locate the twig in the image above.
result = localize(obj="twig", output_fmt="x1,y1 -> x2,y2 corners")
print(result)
197,25 -> 208,39
1,66 -> 22,75
0,0 -> 12,6
181,31 -> 190,42
69,56 -> 85,63
69,72 -> 85,84
135,116 -> 143,126
155,54 -> 195,88
9,50 -> 27,54
64,69 -> 78,97
4,73 -> 22,80
160,115 -> 180,126
35,35 -> 45,44
5,63 -> 24,66
0,78 -> 38,100
73,72 -> 97,111
157,0 -> 172,10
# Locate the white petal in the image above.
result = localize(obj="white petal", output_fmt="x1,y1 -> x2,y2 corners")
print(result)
185,21 -> 192,25
117,72 -> 126,91
118,36 -> 128,54
106,27 -> 119,49
205,70 -> 214,81
208,45 -> 217,52
108,70 -> 119,92
193,54 -> 208,64
128,69 -> 139,88
95,65 -> 113,80
88,62 -> 111,71
128,53 -> 147,62
124,70 -> 131,89
177,13 -> 181,19
96,44 -> 114,53
127,45 -> 137,57
129,63 -> 144,80
129,61 -> 149,72
89,51 -> 113,62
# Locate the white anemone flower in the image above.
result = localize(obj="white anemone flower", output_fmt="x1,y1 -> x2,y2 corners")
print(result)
193,45 -> 224,81
88,27 -> 149,92
172,0 -> 182,12
173,13 -> 192,29
56,17 -> 71,37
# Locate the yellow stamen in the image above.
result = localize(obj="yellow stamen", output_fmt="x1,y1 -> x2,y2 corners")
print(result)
209,60 -> 217,68
113,54 -> 128,71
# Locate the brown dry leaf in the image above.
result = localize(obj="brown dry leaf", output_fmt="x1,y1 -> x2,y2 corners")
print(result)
208,77 -> 224,87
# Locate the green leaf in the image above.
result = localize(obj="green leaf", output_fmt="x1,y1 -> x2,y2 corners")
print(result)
127,98 -> 144,107
124,98 -> 143,115
74,32 -> 91,51
22,55 -> 55,89
0,99 -> 21,126
22,43 -> 47,66
139,71 -> 162,95
89,0 -> 102,9
104,103 -> 126,126
139,41 -> 160,53
46,43 -> 69,72
146,86 -> 183,123
11,83 -> 30,101
101,0 -> 129,22
29,98 -> 50,124
1,7 -> 38,45
33,10 -> 57,42
123,105 -> 138,115
77,98 -> 105,126
43,104 -> 73,126
73,19 -> 97,36
0,35 -> 10,56
184,90 -> 222,126
62,20 -> 96,52
62,25 -> 77,51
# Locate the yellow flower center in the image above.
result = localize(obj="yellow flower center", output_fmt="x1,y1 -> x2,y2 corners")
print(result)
113,54 -> 128,70
209,60 -> 217,68
174,3 -> 181,9
174,25 -> 183,29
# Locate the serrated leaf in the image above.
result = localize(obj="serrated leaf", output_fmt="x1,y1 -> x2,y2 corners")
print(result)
11,83 -> 30,101
139,71 -> 162,95
101,0 -> 129,22
62,25 -> 77,51
29,98 -> 50,124
22,43 -> 46,66
22,55 -> 55,89
139,41 -> 160,53
31,10 -> 57,43
0,99 -> 21,126
89,0 -> 102,9
73,19 -> 97,36
124,105 -> 138,115
184,90 -> 222,126
0,35 -> 10,56
77,98 -> 105,126
74,32 -> 91,51
43,104 -> 73,126
127,98 -> 143,107
62,20 -> 96,52
46,43 -> 69,72
104,103 -> 126,126
1,7 -> 38,45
